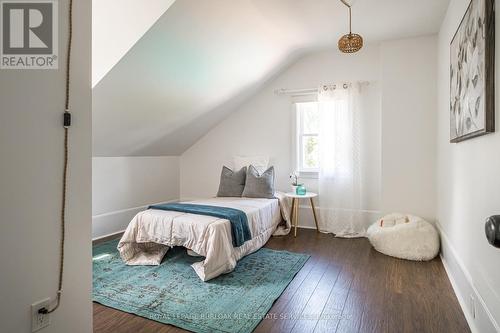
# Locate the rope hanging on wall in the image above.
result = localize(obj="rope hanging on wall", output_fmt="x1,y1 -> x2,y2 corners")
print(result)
39,0 -> 73,315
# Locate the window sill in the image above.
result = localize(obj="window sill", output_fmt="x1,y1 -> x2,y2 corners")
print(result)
298,171 -> 319,180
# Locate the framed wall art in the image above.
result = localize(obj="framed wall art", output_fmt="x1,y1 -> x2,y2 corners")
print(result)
450,0 -> 495,143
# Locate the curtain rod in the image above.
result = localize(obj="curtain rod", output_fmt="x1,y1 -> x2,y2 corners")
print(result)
274,81 -> 371,96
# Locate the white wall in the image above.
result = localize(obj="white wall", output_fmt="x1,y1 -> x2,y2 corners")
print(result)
92,0 -> 449,157
92,156 -> 180,238
437,1 -> 500,331
181,44 -> 381,230
92,0 -> 176,87
0,0 -> 92,332
380,36 -> 438,222
181,37 -> 438,228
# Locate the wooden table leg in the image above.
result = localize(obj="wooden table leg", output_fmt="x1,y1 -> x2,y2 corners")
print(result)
310,197 -> 319,232
294,198 -> 299,237
290,198 -> 296,224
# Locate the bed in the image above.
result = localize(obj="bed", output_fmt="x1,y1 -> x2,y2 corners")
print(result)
117,192 -> 291,281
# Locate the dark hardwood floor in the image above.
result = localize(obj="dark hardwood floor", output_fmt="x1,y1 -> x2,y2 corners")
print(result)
93,229 -> 470,333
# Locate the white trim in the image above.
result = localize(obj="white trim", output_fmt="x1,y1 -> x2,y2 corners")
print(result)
291,102 -> 299,173
92,200 -> 175,219
295,224 -> 318,230
92,229 -> 126,242
298,171 -> 319,179
92,199 -> 178,239
436,223 -> 500,333
295,101 -> 320,173
440,252 -> 478,333
294,205 -> 381,230
298,204 -> 380,214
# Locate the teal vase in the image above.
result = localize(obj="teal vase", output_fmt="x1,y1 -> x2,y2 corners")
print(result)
296,185 -> 306,195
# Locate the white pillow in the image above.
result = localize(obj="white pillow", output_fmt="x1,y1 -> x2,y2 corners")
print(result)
233,155 -> 269,174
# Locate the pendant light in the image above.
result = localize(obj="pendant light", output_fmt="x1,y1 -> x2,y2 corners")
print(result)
338,0 -> 363,53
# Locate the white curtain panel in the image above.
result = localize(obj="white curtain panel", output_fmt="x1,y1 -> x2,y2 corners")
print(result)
317,83 -> 365,237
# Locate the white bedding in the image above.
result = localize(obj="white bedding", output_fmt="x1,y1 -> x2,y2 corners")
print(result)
118,192 -> 291,281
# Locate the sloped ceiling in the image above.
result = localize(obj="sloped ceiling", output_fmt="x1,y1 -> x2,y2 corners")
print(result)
92,0 -> 177,87
93,0 -> 450,156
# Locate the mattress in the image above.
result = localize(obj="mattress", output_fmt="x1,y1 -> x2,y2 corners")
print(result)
118,193 -> 291,281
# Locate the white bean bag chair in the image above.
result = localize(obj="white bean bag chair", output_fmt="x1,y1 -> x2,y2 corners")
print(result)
367,213 -> 439,261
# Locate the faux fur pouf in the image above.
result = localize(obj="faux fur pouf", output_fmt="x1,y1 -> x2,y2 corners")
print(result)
367,213 -> 439,261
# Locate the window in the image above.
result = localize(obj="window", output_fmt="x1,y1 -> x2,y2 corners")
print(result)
295,102 -> 320,174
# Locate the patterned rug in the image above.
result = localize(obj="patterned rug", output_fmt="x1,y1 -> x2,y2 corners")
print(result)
93,239 -> 309,333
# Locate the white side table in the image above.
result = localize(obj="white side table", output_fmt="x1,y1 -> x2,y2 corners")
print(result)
285,192 -> 319,237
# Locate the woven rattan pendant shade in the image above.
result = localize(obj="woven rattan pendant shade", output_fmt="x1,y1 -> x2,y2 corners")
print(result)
338,33 -> 363,53
338,0 -> 363,53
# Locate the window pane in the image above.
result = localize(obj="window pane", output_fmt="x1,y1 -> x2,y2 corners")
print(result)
301,103 -> 319,134
302,135 -> 319,169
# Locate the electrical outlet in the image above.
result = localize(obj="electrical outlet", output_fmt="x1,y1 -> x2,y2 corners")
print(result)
31,298 -> 51,332
469,294 -> 476,319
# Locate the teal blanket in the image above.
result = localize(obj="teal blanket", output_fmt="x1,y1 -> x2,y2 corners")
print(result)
148,203 -> 251,247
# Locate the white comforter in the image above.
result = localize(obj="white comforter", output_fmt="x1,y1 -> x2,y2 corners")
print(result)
118,192 -> 291,281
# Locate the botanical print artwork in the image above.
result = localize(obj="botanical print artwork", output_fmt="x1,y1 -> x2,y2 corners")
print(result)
450,0 -> 494,142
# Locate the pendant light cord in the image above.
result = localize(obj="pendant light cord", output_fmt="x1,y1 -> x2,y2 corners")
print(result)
340,0 -> 351,7
338,0 -> 363,53
348,6 -> 352,34
340,0 -> 352,34
39,0 -> 73,315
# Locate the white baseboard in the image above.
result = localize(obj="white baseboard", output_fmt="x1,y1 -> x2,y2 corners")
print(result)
436,223 -> 500,333
92,200 -> 178,239
92,229 -> 125,242
92,206 -> 145,239
295,205 -> 381,230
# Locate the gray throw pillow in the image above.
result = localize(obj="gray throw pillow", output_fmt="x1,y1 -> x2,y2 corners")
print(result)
217,166 -> 247,197
242,165 -> 275,199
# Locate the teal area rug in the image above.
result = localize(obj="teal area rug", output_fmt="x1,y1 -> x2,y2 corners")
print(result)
93,240 -> 309,333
